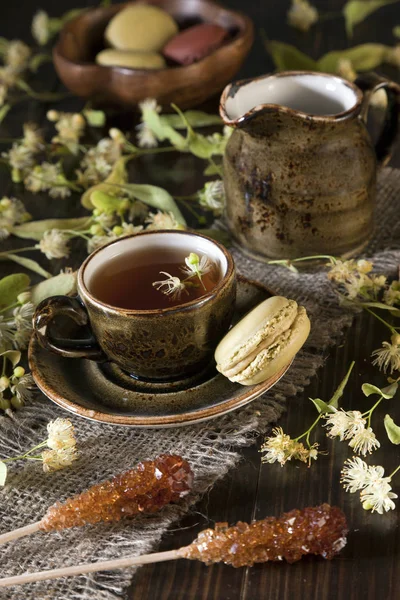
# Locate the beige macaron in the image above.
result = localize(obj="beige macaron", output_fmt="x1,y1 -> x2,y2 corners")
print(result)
215,296 -> 310,386
96,49 -> 166,70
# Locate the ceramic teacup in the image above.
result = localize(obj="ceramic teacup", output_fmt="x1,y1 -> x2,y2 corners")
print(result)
33,230 -> 236,382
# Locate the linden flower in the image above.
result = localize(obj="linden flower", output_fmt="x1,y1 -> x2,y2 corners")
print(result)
181,253 -> 213,288
287,0 -> 318,32
32,10 -> 50,46
38,229 -> 70,260
47,110 -> 86,155
146,210 -> 183,231
137,124 -> 158,148
77,136 -> 123,186
13,302 -> 34,331
6,40 -> 31,72
152,272 -> 188,301
25,162 -> 71,198
384,281 -> 400,307
198,180 -> 226,216
361,479 -> 398,514
371,334 -> 400,374
260,427 -> 311,466
348,427 -> 380,456
10,373 -> 36,403
22,122 -> 44,152
324,409 -> 366,441
341,457 -> 385,493
46,418 -> 76,451
42,447 -> 77,473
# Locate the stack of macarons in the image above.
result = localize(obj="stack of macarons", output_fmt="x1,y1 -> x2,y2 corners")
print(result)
96,4 -> 229,70
215,296 -> 310,386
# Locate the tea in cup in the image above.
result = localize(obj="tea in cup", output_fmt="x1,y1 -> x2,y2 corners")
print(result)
33,230 -> 236,381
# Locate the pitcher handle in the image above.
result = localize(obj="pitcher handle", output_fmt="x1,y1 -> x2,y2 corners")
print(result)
355,72 -> 400,167
33,295 -> 106,361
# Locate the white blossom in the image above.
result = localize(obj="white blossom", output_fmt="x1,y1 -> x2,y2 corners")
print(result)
371,334 -> 400,374
287,0 -> 318,32
152,272 -> 188,301
198,180 -> 225,216
361,479 -> 397,514
13,302 -> 34,331
348,427 -> 381,456
11,373 -> 35,403
6,40 -> 31,72
38,229 -> 70,260
42,446 -> 77,472
341,457 -> 385,493
324,409 -> 366,441
146,211 -> 183,231
32,10 -> 50,46
46,418 -> 76,450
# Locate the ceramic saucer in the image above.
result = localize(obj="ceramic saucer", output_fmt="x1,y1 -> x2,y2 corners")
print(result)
29,275 -> 290,428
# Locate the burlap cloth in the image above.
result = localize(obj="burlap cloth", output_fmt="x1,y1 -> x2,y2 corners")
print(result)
1,168 -> 400,599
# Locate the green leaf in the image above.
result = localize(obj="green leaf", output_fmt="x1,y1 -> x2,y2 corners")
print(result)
29,53 -> 52,72
160,111 -> 222,129
310,397 -> 336,414
362,382 -> 397,398
329,361 -> 355,408
12,217 -> 91,241
0,273 -> 30,308
31,272 -> 77,305
0,350 -> 21,367
81,157 -> 129,210
343,0 -> 399,38
358,301 -> 399,310
141,105 -> 186,149
83,109 -> 106,127
266,41 -> 319,71
394,25 -> 400,37
0,254 -> 52,279
119,184 -> 186,225
171,105 -> 226,159
0,103 -> 11,124
381,382 -> 398,398
0,462 -> 7,486
384,414 -> 400,444
204,163 -> 223,176
318,44 -> 390,73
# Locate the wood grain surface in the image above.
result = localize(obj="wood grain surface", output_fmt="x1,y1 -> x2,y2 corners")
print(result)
0,1 -> 399,599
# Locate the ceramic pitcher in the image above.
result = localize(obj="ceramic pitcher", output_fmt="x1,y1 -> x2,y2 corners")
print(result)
220,71 -> 400,261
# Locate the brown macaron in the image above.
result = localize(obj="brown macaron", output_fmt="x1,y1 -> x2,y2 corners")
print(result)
163,23 -> 228,66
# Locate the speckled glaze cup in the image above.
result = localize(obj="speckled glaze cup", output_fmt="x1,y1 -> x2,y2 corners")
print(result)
220,71 -> 400,261
33,231 -> 236,381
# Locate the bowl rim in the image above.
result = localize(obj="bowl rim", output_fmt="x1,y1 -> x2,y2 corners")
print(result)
53,0 -> 254,75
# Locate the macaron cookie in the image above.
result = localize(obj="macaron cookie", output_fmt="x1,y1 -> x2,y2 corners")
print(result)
96,49 -> 166,69
163,23 -> 228,65
215,297 -> 310,386
105,4 -> 178,53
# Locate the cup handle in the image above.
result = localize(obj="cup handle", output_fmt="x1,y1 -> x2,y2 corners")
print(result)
355,72 -> 400,166
33,296 -> 106,361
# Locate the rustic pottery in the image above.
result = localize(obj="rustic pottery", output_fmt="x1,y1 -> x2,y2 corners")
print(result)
29,276 -> 290,427
53,0 -> 254,109
33,230 -> 236,382
220,71 -> 400,261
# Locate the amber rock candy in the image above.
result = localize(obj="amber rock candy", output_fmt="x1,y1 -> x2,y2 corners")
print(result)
40,455 -> 193,532
182,504 -> 348,567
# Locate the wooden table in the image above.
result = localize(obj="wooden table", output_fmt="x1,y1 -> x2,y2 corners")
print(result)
1,1 -> 399,599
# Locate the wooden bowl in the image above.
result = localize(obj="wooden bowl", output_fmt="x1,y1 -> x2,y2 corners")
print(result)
53,0 -> 254,110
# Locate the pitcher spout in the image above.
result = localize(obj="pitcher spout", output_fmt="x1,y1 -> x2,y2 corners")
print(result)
220,71 -> 363,129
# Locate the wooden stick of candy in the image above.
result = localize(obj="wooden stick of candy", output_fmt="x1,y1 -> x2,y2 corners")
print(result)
0,455 -> 193,546
0,504 -> 347,588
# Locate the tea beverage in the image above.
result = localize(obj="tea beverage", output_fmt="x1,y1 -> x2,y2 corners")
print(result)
89,247 -> 221,310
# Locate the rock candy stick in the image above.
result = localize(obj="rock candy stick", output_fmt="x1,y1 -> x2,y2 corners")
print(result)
0,455 -> 193,545
181,503 -> 348,566
0,504 -> 347,588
